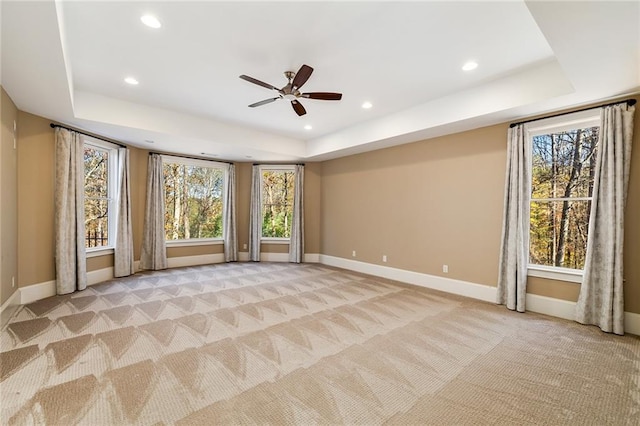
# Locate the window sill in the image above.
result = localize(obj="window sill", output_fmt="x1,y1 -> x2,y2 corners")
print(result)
260,238 -> 290,245
165,239 -> 223,247
86,247 -> 114,258
528,265 -> 582,284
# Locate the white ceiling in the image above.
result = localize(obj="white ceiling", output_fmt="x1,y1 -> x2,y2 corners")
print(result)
2,1 -> 639,162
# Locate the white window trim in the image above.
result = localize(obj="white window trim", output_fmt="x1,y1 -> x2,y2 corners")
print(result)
258,165 -> 295,242
86,247 -> 115,258
165,238 -> 223,247
260,238 -> 291,244
161,155 -> 228,242
524,109 -> 600,282
83,136 -> 120,251
527,265 -> 583,284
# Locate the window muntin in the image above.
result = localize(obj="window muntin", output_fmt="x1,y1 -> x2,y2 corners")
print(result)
83,139 -> 118,250
261,168 -> 295,239
162,157 -> 225,241
528,115 -> 600,272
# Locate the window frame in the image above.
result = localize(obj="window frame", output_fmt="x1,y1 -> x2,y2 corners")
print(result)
258,165 -> 296,243
525,110 -> 601,283
160,155 -> 228,247
83,136 -> 120,254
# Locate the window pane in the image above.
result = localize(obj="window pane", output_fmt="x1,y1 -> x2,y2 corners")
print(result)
84,147 -> 108,198
529,200 -> 591,269
531,126 -> 599,199
262,170 -> 294,238
85,199 -> 109,248
163,163 -> 224,240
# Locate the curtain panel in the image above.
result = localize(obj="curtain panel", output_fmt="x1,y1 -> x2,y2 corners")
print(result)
496,124 -> 530,312
223,163 -> 238,262
54,128 -> 87,295
249,165 -> 262,261
575,103 -> 635,335
140,154 -> 168,270
289,165 -> 305,263
114,147 -> 135,277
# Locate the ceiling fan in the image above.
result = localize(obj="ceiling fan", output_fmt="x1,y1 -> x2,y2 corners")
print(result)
239,64 -> 342,116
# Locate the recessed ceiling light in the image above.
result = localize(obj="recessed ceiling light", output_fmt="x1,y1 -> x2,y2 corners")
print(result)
304,125 -> 313,130
462,61 -> 478,71
141,15 -> 161,29
124,76 -> 139,85
362,102 -> 373,109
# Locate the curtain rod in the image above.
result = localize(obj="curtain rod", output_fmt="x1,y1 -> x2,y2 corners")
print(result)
50,123 -> 127,148
509,98 -> 636,128
253,163 -> 305,166
150,151 -> 234,165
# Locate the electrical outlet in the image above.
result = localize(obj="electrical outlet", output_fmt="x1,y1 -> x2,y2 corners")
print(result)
352,250 -> 356,257
12,276 -> 15,288
243,243 -> 247,250
443,265 -> 449,273
382,255 -> 387,263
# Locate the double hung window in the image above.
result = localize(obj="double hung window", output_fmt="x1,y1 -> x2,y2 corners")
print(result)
260,167 -> 295,240
527,111 -> 600,281
84,138 -> 119,251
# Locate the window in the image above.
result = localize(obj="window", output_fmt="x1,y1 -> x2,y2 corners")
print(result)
84,138 -> 119,250
162,157 -> 225,242
261,167 -> 295,239
527,112 -> 600,279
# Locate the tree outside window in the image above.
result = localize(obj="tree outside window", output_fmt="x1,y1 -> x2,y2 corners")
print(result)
261,169 -> 294,238
84,143 -> 116,248
529,125 -> 599,270
163,161 -> 224,240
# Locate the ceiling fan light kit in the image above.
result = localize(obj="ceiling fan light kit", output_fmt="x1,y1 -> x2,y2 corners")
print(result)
240,64 -> 342,116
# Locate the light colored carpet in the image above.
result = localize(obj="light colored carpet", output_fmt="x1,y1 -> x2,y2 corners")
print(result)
1,262 -> 639,425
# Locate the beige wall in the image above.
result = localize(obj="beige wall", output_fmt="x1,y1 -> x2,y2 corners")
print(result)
320,96 -> 640,314
14,115 -> 322,288
12,97 -> 640,315
1,87 -> 19,305
321,124 -> 507,286
17,112 -> 55,287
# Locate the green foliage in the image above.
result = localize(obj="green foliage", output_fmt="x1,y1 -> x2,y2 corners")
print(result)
163,163 -> 224,240
261,170 -> 294,238
529,126 -> 599,269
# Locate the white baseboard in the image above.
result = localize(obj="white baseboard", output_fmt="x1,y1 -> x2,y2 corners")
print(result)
319,255 -> 496,302
319,255 -> 640,336
167,253 -> 225,269
237,252 -> 319,263
20,280 -> 56,305
624,312 -> 640,336
11,253 -> 640,336
1,288 -> 22,329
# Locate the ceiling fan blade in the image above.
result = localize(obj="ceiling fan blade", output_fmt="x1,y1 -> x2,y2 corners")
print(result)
239,74 -> 280,91
291,100 -> 307,116
292,64 -> 313,89
301,92 -> 342,101
248,97 -> 280,108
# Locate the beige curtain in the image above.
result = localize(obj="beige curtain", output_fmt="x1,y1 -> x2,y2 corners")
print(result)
496,124 -> 530,312
576,103 -> 635,335
249,165 -> 261,261
289,165 -> 304,263
140,154 -> 168,270
54,128 -> 87,295
114,147 -> 134,277
223,163 -> 238,262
